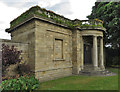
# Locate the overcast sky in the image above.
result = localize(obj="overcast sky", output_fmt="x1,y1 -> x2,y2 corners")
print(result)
0,0 -> 96,39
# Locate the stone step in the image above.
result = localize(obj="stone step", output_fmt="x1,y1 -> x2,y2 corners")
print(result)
79,65 -> 116,76
79,69 -> 116,76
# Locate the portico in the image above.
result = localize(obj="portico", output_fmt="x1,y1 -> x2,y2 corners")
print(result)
80,30 -> 105,71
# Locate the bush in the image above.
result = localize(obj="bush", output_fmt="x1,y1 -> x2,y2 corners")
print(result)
2,44 -> 22,73
2,75 -> 40,90
2,44 -> 22,66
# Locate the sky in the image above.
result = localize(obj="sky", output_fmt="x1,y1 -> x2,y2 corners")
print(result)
0,0 -> 96,39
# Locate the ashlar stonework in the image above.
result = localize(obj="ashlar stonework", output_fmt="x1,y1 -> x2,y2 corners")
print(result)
2,6 -> 106,82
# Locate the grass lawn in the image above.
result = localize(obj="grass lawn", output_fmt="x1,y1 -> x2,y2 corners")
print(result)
38,68 -> 119,90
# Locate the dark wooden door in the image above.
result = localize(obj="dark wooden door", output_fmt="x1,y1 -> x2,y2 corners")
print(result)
84,44 -> 92,64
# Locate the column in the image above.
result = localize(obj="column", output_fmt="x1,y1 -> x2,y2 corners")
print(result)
99,37 -> 105,70
93,36 -> 98,70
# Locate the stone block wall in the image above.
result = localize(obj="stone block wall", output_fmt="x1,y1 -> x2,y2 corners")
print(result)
34,20 -> 73,81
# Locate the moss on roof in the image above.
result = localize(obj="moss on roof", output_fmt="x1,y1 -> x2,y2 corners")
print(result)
10,5 -> 104,30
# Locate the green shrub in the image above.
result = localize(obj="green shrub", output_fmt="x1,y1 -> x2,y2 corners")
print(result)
2,75 -> 40,91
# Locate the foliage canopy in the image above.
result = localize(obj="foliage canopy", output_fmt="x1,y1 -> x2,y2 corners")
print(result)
88,2 -> 120,49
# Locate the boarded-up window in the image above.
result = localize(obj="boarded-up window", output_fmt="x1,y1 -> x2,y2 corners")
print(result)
54,39 -> 63,59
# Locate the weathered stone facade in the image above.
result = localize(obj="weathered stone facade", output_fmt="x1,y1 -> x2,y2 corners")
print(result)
1,6 -> 106,82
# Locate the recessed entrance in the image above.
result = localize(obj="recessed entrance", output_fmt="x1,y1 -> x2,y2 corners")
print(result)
83,36 -> 93,65
84,43 -> 92,64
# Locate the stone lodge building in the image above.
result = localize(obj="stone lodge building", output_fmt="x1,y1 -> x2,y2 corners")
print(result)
2,6 -> 106,82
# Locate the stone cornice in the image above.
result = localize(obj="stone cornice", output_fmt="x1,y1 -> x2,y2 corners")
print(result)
6,14 -> 106,33
5,6 -> 106,33
6,14 -> 72,33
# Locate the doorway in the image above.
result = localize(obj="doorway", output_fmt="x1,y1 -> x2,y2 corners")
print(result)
84,43 -> 92,64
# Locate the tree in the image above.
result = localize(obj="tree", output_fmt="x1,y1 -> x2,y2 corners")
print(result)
88,2 -> 120,66
87,1 -> 120,49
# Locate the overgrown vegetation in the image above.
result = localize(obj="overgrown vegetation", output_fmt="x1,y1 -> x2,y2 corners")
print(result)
10,6 -> 103,29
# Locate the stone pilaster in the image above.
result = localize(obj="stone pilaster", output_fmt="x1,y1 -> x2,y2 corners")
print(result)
80,36 -> 84,70
72,30 -> 81,74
